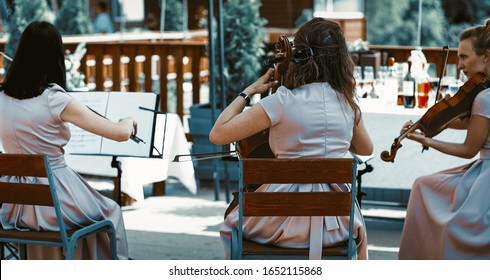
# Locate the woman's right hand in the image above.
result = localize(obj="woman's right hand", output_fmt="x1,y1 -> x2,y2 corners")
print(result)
119,117 -> 137,139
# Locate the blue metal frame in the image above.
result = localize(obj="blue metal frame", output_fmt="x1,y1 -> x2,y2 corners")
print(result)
0,154 -> 118,260
231,158 -> 359,260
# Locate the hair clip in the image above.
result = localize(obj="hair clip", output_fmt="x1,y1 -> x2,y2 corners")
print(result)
293,48 -> 314,64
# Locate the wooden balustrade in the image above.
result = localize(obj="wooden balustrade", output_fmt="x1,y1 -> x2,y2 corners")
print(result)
0,34 -> 460,123
64,40 -> 208,120
0,33 -> 208,122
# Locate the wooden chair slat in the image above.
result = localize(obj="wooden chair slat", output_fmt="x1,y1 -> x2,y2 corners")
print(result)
243,192 -> 351,217
0,228 -> 78,243
242,158 -> 354,184
0,183 -> 54,206
0,154 -> 47,177
242,239 -> 348,256
233,157 -> 358,260
0,154 -> 118,260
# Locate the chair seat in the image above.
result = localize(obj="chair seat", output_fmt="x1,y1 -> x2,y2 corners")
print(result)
242,239 -> 348,258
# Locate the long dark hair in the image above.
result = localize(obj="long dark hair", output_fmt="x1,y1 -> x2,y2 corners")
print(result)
285,18 -> 360,123
1,21 -> 66,99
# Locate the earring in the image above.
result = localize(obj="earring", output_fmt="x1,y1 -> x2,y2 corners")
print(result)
484,59 -> 488,63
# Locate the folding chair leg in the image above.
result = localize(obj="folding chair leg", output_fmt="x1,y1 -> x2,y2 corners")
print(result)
231,228 -> 238,260
108,229 -> 118,259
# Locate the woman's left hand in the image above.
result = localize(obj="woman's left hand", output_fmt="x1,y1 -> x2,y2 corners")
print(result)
406,131 -> 429,146
243,68 -> 278,96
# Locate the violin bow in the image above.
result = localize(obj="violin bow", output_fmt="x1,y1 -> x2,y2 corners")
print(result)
172,150 -> 237,162
434,46 -> 450,103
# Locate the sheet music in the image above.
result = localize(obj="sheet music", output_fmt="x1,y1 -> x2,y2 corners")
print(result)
65,92 -> 109,154
102,92 -> 157,157
64,91 -> 159,157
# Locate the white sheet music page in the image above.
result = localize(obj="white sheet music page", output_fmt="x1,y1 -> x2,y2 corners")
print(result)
64,91 -> 109,154
64,91 -> 158,157
101,92 -> 157,157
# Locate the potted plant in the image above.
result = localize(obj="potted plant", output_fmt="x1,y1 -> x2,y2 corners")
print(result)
189,0 -> 267,185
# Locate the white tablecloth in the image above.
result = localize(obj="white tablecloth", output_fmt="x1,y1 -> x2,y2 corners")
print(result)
65,113 -> 197,202
359,99 -> 477,190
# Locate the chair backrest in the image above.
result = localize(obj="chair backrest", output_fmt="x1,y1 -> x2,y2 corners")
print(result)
0,154 -> 70,247
237,157 -> 358,259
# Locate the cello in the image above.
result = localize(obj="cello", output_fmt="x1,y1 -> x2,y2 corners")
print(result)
235,34 -> 293,159
173,34 -> 293,162
380,72 -> 490,162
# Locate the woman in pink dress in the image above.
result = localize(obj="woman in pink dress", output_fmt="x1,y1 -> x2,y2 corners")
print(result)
209,18 -> 374,260
0,21 -> 136,259
398,20 -> 490,259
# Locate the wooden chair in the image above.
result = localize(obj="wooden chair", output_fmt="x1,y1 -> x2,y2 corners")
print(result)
231,158 -> 358,260
0,154 -> 118,259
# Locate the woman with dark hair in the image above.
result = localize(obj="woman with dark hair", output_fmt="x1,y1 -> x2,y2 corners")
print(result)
0,21 -> 136,259
210,18 -> 373,259
398,20 -> 490,259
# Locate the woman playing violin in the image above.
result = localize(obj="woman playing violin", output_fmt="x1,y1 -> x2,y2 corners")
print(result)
210,18 -> 373,259
398,20 -> 490,259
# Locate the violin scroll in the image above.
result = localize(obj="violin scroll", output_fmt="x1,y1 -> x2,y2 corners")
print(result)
380,139 -> 402,163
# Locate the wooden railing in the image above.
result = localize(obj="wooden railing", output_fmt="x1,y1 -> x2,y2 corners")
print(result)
1,32 -> 460,123
67,40 -> 208,119
0,31 -> 209,122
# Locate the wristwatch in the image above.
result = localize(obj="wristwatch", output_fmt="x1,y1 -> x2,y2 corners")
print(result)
238,92 -> 251,105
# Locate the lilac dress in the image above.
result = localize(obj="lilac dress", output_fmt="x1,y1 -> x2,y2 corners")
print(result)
0,84 -> 128,259
220,83 -> 368,259
398,88 -> 490,259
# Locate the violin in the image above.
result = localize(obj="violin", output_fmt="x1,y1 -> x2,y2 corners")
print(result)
234,34 -> 293,159
381,72 -> 490,162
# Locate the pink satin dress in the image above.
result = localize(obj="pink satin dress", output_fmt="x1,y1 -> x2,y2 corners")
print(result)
0,84 -> 128,259
399,88 -> 490,259
220,83 -> 368,259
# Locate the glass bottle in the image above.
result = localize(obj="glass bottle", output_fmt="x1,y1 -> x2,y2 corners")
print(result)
384,57 -> 399,105
402,68 -> 416,108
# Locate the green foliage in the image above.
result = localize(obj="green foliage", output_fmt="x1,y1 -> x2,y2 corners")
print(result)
164,0 -> 183,31
444,22 -> 473,48
406,0 -> 446,46
366,0 -> 490,47
441,0 -> 480,24
6,0 -> 52,58
214,0 -> 267,106
366,0 -> 446,46
365,0 -> 409,45
55,0 -> 93,35
295,9 -> 314,28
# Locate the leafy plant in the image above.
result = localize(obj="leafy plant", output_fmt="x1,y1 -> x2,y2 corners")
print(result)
163,0 -> 183,31
55,0 -> 93,35
65,42 -> 87,91
213,0 -> 267,106
365,0 -> 446,47
6,0 -> 52,59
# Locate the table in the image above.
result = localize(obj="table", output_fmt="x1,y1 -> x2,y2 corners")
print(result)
65,113 -> 197,203
359,99 -> 477,191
